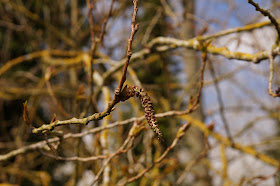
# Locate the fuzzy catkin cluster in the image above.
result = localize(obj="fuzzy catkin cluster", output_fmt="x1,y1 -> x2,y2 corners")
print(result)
122,85 -> 163,141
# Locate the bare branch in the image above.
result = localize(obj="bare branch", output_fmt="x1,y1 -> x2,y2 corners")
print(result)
248,0 -> 280,44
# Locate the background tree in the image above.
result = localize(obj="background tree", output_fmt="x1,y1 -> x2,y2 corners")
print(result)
0,0 -> 279,185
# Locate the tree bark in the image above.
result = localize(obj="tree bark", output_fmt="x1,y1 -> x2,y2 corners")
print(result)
181,1 -> 212,185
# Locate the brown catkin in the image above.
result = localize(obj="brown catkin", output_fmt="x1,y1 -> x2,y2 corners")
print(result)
130,86 -> 163,141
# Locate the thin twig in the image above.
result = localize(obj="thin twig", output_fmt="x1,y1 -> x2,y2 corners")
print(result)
141,8 -> 162,45
268,50 -> 280,97
185,50 -> 207,113
248,0 -> 280,44
245,163 -> 280,185
80,0 -> 96,118
91,135 -> 135,185
45,69 -> 72,118
208,58 -> 233,140
39,150 -> 108,162
99,0 -> 115,44
176,135 -> 210,184
118,122 -> 191,185
112,0 -> 139,98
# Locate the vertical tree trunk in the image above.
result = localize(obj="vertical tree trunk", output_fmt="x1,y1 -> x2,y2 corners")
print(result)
181,1 -> 212,185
